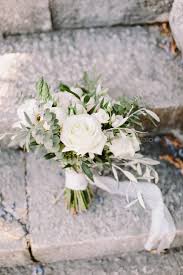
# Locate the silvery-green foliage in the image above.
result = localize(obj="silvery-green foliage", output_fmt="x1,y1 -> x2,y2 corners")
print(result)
36,78 -> 52,102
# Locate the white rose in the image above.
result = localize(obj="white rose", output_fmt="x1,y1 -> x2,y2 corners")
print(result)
93,108 -> 109,123
15,99 -> 39,128
109,133 -> 140,159
61,114 -> 107,155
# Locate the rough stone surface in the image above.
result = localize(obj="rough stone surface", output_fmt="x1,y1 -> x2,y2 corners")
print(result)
0,150 -> 30,266
0,248 -> 183,274
170,0 -> 183,55
0,0 -> 51,35
26,141 -> 183,263
0,26 -> 183,147
50,0 -> 173,29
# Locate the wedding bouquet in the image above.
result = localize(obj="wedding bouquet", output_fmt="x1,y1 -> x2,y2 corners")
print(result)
6,72 -> 176,252
11,73 -> 160,214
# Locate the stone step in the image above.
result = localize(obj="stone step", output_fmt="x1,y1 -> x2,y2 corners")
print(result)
0,1 -> 173,35
26,139 -> 183,263
0,26 -> 183,147
169,0 -> 183,56
0,0 -> 51,35
0,150 -> 31,266
0,139 -> 183,266
0,247 -> 183,274
50,0 -> 174,29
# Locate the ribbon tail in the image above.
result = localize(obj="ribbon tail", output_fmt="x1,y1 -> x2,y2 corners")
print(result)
93,176 -> 176,252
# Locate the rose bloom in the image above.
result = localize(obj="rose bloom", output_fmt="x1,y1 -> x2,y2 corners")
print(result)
109,133 -> 140,159
61,114 -> 107,155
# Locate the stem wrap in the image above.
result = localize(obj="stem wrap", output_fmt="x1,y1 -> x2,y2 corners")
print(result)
65,169 -> 88,190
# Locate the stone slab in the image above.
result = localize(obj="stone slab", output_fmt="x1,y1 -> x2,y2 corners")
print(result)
50,0 -> 173,29
170,0 -> 183,55
0,150 -> 31,266
0,0 -> 51,35
0,248 -> 183,274
26,141 -> 183,263
0,26 -> 183,148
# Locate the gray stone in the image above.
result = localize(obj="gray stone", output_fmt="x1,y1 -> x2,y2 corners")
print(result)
27,154 -> 150,262
0,0 -> 51,35
0,26 -> 183,148
50,0 -> 173,28
169,0 -> 183,55
0,150 -> 27,223
0,150 -> 31,266
26,141 -> 183,263
1,248 -> 183,274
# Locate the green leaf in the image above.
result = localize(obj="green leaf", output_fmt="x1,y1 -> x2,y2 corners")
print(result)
44,153 -> 56,159
36,78 -> 52,102
25,131 -> 31,152
44,111 -> 53,122
82,71 -> 101,92
59,83 -> 80,99
36,78 -> 44,97
59,83 -> 71,92
145,109 -> 160,122
88,105 -> 96,115
84,95 -> 90,104
63,164 -> 72,169
100,98 -> 105,108
81,162 -> 94,182
24,112 -> 33,127
121,169 -> 137,183
80,86 -> 89,94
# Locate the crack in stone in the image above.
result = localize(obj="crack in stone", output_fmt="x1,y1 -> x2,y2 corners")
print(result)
23,153 -> 40,264
48,0 -> 54,30
0,203 -> 27,236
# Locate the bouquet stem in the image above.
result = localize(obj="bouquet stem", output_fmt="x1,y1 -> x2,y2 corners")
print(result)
64,186 -> 93,214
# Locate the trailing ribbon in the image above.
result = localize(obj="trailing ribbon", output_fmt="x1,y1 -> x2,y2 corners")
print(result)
65,170 -> 176,252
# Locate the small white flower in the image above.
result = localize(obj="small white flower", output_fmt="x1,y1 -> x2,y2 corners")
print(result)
61,114 -> 107,155
93,108 -> 109,124
112,115 -> 124,128
54,92 -> 86,122
86,97 -> 95,112
15,99 -> 39,128
109,133 -> 140,159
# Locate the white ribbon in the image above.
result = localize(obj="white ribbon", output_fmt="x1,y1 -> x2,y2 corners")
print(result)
65,170 -> 176,252
65,169 -> 88,190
